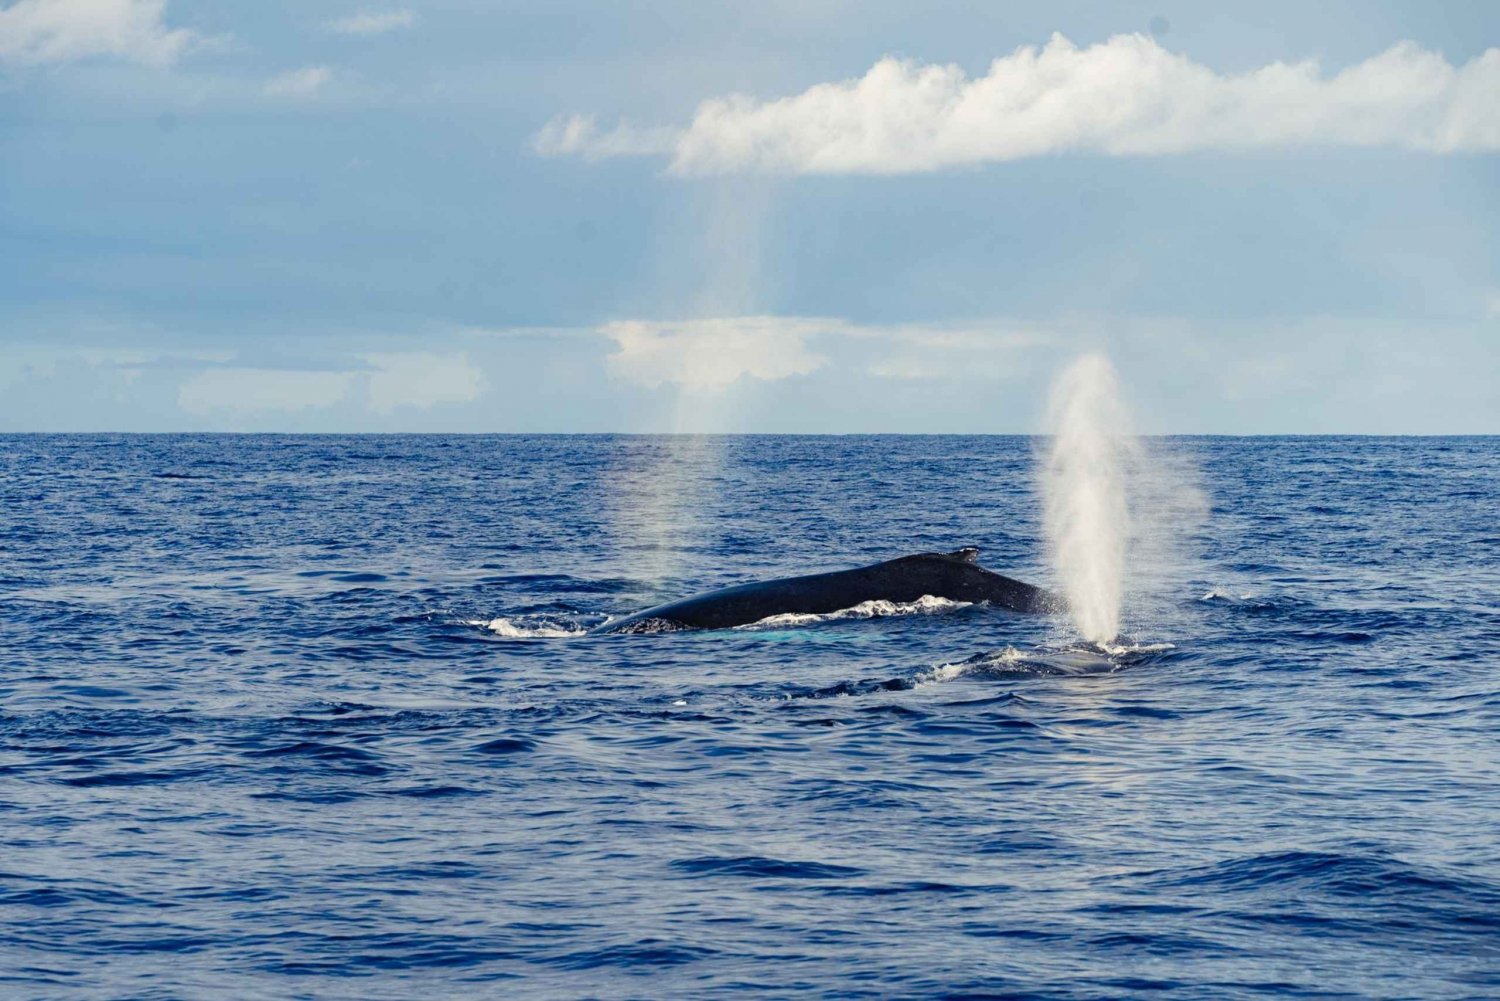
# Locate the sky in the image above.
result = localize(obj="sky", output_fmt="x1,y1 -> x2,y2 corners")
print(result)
1,0 -> 1496,433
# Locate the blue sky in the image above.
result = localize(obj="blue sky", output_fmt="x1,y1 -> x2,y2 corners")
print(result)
2,0 -> 1496,432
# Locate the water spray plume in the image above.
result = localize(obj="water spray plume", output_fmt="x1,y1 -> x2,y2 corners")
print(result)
1041,353 -> 1136,645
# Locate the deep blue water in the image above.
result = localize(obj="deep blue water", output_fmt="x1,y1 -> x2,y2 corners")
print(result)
2,434 -> 1498,1000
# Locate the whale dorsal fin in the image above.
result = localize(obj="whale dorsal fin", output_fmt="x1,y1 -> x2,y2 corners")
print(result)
948,547 -> 980,563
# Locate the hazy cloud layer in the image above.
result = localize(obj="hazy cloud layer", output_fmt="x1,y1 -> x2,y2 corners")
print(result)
1,312 -> 1494,431
364,351 -> 486,412
325,9 -> 414,36
172,352 -> 484,416
263,65 -> 332,98
539,33 -> 1500,173
0,345 -> 228,391
602,317 -> 834,388
600,317 -> 1050,388
533,116 -> 678,160
178,368 -> 357,415
0,0 -> 196,67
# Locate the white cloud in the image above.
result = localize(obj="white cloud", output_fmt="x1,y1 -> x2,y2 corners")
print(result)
170,352 -> 483,417
599,317 -> 1052,388
264,65 -> 332,98
364,351 -> 486,412
325,9 -> 414,36
0,0 -> 196,67
177,368 -> 356,415
538,33 -> 1500,174
532,114 -> 680,159
0,345 -> 231,389
601,317 -> 836,389
850,325 -> 1050,351
856,325 -> 1049,380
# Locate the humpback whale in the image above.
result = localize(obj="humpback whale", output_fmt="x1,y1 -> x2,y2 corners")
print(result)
592,548 -> 1059,634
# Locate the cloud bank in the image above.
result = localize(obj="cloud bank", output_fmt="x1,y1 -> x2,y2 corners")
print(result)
364,351 -> 485,412
0,0 -> 196,67
3,314 -> 1494,431
178,368 -> 356,415
602,317 -> 834,389
537,33 -> 1500,173
174,352 -> 484,415
600,316 -> 1048,388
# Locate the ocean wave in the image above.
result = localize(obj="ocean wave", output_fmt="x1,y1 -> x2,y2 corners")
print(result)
1135,850 -> 1500,915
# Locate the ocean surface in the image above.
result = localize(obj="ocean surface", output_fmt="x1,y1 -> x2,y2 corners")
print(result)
2,433 -> 1497,1000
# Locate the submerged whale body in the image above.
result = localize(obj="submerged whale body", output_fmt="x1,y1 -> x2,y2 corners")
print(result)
592,548 -> 1060,634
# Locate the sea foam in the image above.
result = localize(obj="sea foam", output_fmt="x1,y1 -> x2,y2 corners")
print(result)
742,594 -> 970,629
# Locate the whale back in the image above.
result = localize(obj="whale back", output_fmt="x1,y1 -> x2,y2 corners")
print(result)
593,548 -> 1058,634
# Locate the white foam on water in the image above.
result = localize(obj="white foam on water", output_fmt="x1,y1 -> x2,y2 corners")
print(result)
1200,588 -> 1255,602
921,639 -> 1175,685
918,646 -> 1029,685
471,617 -> 587,639
741,594 -> 971,629
1095,640 -> 1176,658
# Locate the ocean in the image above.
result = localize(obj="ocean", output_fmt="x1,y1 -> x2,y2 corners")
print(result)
2,433 -> 1497,999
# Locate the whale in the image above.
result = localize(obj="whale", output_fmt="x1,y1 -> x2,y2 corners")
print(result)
591,547 -> 1060,634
